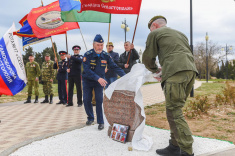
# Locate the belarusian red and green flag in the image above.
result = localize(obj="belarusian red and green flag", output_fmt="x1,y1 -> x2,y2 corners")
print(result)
59,0 -> 111,23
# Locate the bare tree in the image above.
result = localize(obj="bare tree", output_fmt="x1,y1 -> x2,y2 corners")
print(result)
194,41 -> 226,79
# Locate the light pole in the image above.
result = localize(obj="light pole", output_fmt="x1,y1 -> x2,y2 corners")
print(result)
205,32 -> 209,83
190,0 -> 194,97
221,45 -> 232,79
121,18 -> 130,42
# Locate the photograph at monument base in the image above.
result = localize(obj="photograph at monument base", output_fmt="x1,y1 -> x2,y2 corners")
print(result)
110,123 -> 129,143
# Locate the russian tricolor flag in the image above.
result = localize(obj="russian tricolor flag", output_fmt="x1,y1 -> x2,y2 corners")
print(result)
0,23 -> 27,96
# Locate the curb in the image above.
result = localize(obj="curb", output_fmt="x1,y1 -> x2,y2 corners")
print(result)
198,145 -> 235,156
0,124 -> 86,156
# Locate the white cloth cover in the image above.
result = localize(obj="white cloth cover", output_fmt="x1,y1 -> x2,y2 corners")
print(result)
104,63 -> 156,151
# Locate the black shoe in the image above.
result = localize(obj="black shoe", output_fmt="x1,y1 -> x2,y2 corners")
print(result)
24,96 -> 31,104
41,95 -> 49,103
86,120 -> 94,126
156,141 -> 180,156
65,104 -> 73,107
56,101 -> 63,104
49,95 -> 53,104
77,102 -> 83,107
34,96 -> 38,103
181,150 -> 194,156
98,124 -> 104,130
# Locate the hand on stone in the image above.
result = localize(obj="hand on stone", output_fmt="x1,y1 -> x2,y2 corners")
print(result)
35,77 -> 39,81
98,78 -> 107,87
50,79 -> 53,82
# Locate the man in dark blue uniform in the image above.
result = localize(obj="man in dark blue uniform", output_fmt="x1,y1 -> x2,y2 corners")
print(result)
54,51 -> 68,104
105,42 -> 119,89
82,34 -> 126,130
66,45 -> 83,107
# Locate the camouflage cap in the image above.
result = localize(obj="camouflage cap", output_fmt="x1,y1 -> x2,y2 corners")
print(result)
148,15 -> 167,29
28,53 -> 34,57
106,42 -> 114,47
45,53 -> 50,57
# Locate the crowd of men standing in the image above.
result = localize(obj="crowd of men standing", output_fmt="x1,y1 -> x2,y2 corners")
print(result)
24,34 -> 139,130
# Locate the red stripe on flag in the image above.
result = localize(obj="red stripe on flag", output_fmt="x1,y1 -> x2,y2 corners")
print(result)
0,75 -> 13,96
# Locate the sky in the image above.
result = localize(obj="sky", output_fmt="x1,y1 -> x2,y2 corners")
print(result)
0,0 -> 235,60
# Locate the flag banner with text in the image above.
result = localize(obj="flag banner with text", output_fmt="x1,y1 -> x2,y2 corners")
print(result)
13,14 -> 50,50
28,1 -> 80,38
59,0 -> 111,23
80,0 -> 142,15
0,23 -> 27,96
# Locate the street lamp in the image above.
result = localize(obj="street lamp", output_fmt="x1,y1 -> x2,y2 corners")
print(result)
221,45 -> 232,79
121,18 -> 130,42
190,0 -> 194,97
205,32 -> 209,83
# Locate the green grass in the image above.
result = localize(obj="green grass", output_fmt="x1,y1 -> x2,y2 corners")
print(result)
197,79 -> 227,82
194,83 -> 225,96
0,83 -> 77,104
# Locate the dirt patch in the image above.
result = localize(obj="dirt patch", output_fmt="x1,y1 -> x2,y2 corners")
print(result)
145,102 -> 235,144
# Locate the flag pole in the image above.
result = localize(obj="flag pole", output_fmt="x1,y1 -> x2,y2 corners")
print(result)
127,15 -> 139,64
50,37 -> 59,68
41,0 -> 43,6
107,14 -> 111,46
65,32 -> 69,54
106,14 -> 112,71
79,27 -> 88,51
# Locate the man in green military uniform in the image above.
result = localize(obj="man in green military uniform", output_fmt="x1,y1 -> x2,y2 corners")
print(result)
142,16 -> 198,156
24,54 -> 40,104
41,53 -> 55,104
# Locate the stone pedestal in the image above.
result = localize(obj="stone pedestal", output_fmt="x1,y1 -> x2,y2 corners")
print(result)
103,90 -> 144,142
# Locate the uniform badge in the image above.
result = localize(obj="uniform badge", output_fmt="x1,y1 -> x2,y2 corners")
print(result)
83,57 -> 87,62
101,60 -> 107,64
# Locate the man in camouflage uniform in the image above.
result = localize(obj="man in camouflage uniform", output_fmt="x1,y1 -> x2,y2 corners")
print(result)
41,53 -> 55,104
142,16 -> 198,156
24,54 -> 40,104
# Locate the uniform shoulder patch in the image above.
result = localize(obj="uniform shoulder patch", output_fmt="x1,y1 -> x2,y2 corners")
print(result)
85,50 -> 93,55
102,51 -> 108,55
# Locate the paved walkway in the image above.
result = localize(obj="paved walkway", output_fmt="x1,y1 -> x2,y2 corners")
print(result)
0,80 -> 234,156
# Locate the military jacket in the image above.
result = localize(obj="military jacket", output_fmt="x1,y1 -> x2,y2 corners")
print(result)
142,26 -> 198,84
105,51 -> 119,78
117,48 -> 139,73
25,61 -> 40,80
53,59 -> 68,80
68,54 -> 83,77
82,49 -> 125,81
41,60 -> 55,81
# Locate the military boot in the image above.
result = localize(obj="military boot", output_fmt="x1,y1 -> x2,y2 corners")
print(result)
24,96 -> 31,104
49,95 -> 53,104
156,141 -> 180,156
41,95 -> 49,103
180,150 -> 194,156
34,96 -> 39,103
